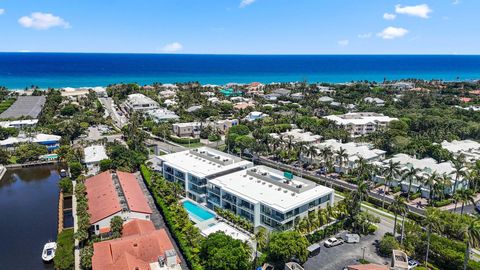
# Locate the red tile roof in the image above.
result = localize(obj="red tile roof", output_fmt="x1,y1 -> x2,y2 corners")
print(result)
92,220 -> 180,270
117,171 -> 152,214
85,171 -> 122,224
122,219 -> 156,237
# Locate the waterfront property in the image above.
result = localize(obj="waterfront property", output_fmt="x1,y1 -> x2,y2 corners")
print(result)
123,93 -> 159,113
324,112 -> 397,137
441,139 -> 480,164
85,171 -> 152,235
83,145 -> 108,175
92,219 -> 181,270
207,165 -> 334,231
156,147 -> 253,203
0,133 -> 61,151
304,139 -> 386,173
0,96 -> 46,119
373,154 -> 466,197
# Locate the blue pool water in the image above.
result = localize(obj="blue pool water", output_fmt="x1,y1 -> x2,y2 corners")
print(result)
182,200 -> 215,222
0,53 -> 479,89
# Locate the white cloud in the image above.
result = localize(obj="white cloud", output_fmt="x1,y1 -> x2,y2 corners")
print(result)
358,33 -> 372,39
377,26 -> 409,39
452,0 -> 461,5
18,12 -> 70,30
395,4 -> 432,19
337,40 -> 349,47
161,42 -> 183,53
0,9 -> 5,15
383,13 -> 396,20
240,0 -> 255,8
18,50 -> 31,53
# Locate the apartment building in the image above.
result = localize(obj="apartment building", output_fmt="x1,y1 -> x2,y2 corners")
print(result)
324,112 -> 397,137
123,93 -> 159,112
156,147 -> 253,203
207,165 -> 334,231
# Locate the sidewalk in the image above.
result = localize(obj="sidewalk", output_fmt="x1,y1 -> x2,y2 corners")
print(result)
72,180 -> 80,270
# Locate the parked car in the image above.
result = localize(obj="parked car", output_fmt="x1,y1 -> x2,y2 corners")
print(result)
324,237 -> 344,247
344,233 -> 360,243
408,257 -> 419,269
307,243 -> 321,257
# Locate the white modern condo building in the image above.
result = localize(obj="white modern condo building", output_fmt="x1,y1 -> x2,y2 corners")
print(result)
156,147 -> 253,203
324,112 -> 397,137
207,165 -> 334,231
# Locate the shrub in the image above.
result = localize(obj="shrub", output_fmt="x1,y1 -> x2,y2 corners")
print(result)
168,136 -> 200,144
433,199 -> 452,207
367,223 -> 377,234
58,177 -> 73,194
378,234 -> 399,257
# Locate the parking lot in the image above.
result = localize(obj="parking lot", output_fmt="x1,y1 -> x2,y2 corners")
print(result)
303,227 -> 390,270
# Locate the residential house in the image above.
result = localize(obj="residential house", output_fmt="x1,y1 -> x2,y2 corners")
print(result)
325,112 -> 397,137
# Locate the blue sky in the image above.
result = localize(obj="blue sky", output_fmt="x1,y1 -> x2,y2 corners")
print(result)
0,0 -> 478,54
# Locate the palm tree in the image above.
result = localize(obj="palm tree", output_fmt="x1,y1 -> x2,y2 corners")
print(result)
423,207 -> 442,268
451,155 -> 466,193
457,189 -> 476,215
335,147 -> 349,173
423,172 -> 438,206
461,217 -> 480,270
402,167 -> 421,201
350,179 -> 369,218
388,195 -> 407,237
381,160 -> 402,208
320,147 -> 333,171
354,156 -> 369,179
306,144 -> 318,165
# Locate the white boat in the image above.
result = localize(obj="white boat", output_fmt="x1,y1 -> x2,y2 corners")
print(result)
42,242 -> 57,262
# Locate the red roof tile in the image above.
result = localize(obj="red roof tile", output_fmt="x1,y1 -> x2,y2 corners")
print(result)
92,220 -> 179,270
117,171 -> 152,215
85,171 -> 122,224
122,219 -> 156,237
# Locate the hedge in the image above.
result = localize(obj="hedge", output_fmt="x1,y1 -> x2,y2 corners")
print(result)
140,165 -> 204,270
168,136 -> 200,144
433,199 -> 452,207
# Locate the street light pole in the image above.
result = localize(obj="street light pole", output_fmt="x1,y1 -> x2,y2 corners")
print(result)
362,246 -> 366,261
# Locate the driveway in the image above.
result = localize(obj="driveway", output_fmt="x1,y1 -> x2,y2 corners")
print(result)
303,230 -> 389,270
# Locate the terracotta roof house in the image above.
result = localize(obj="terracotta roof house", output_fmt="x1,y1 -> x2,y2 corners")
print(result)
85,171 -> 153,235
92,219 -> 181,270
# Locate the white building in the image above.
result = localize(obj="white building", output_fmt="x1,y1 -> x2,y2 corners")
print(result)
318,96 -> 334,103
325,112 -> 397,137
270,129 -> 322,144
159,90 -> 177,98
207,165 -> 334,231
0,133 -> 61,151
363,97 -> 385,106
172,122 -> 202,138
245,111 -> 268,122
307,139 -> 386,173
373,154 -> 465,198
124,93 -> 159,112
156,147 -> 253,203
441,140 -> 480,164
146,108 -> 180,123
83,145 -> 108,175
0,119 -> 39,129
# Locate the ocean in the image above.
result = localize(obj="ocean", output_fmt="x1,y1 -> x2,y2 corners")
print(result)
0,53 -> 479,89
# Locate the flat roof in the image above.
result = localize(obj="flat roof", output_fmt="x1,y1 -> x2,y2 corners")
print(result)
315,139 -> 385,161
209,165 -> 333,212
325,112 -> 397,125
158,147 -> 252,178
0,119 -> 39,128
84,145 -> 108,163
201,222 -> 251,243
0,96 -> 46,119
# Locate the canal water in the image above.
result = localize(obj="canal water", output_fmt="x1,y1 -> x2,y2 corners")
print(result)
0,165 -> 64,270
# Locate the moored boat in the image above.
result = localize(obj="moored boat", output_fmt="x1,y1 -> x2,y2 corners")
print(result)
42,242 -> 57,262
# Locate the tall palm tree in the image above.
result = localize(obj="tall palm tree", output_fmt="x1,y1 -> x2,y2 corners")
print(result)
354,156 -> 369,179
381,160 -> 402,208
457,189 -> 476,215
350,179 -> 369,217
335,147 -> 349,173
320,147 -> 333,171
423,207 -> 442,268
462,217 -> 480,270
423,172 -> 438,206
451,155 -> 466,193
402,167 -> 421,201
388,195 -> 407,237
306,144 -> 319,165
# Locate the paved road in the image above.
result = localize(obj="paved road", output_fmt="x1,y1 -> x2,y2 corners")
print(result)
99,97 -> 127,128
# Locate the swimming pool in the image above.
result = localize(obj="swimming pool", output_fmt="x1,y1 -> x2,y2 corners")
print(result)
182,200 -> 216,223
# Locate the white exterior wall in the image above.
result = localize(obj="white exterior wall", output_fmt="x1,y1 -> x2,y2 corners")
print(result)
92,211 -> 151,235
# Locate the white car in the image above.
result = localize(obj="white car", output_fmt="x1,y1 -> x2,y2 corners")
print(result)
324,237 -> 344,247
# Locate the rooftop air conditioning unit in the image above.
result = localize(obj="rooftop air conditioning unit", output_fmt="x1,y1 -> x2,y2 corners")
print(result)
251,168 -> 257,172
284,190 -> 288,193
215,156 -> 220,159
158,256 -> 165,267
261,172 -> 268,176
296,185 -> 303,188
